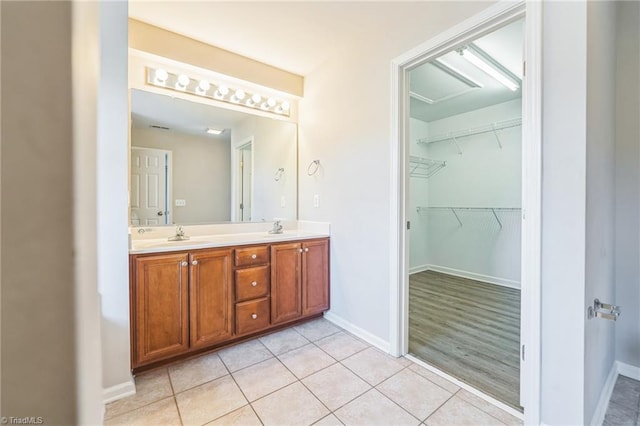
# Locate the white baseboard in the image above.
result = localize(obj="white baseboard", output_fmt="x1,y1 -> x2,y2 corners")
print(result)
413,264 -> 520,289
590,361 -> 619,426
409,264 -> 430,275
103,377 -> 136,404
617,361 -> 640,380
323,311 -> 390,353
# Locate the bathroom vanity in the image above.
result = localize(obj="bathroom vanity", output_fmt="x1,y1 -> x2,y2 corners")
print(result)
129,230 -> 329,372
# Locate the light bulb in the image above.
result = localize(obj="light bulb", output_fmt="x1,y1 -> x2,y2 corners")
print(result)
281,101 -> 290,111
217,85 -> 229,95
275,106 -> 284,114
235,89 -> 246,100
260,102 -> 270,110
251,94 -> 262,103
246,98 -> 255,107
176,74 -> 190,90
154,68 -> 168,84
267,97 -> 276,107
196,79 -> 210,94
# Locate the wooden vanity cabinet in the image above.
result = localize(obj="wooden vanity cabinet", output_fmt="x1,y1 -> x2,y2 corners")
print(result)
302,239 -> 330,315
233,245 -> 271,336
132,252 -> 190,366
132,247 -> 233,367
130,237 -> 329,370
189,249 -> 234,349
271,239 -> 330,325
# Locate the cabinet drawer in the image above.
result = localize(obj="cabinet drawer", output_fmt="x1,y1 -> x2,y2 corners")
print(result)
235,265 -> 269,302
235,246 -> 269,267
236,298 -> 270,335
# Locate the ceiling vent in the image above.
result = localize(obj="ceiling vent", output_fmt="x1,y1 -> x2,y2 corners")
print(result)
150,125 -> 170,131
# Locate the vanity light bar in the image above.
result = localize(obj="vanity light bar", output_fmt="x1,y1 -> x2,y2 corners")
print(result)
146,67 -> 291,117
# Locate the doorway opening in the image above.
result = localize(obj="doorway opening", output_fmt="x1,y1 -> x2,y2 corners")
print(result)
407,19 -> 524,411
236,140 -> 253,222
390,2 -> 542,422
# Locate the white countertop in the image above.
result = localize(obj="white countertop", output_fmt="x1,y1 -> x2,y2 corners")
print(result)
129,230 -> 329,254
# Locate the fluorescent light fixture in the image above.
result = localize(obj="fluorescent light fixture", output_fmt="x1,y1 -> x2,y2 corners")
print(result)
206,128 -> 224,135
459,48 -> 519,91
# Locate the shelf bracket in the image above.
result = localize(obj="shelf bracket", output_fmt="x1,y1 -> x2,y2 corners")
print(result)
451,136 -> 463,155
490,208 -> 503,228
450,208 -> 463,227
492,124 -> 503,149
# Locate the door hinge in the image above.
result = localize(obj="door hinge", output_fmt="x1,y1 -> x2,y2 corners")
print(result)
407,221 -> 411,230
240,203 -> 244,210
521,344 -> 525,361
523,61 -> 526,78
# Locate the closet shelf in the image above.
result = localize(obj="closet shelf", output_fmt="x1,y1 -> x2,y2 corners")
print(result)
416,206 -> 521,228
417,117 -> 522,153
409,156 -> 446,179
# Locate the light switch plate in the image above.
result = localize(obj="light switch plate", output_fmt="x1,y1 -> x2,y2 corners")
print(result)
175,199 -> 186,207
313,194 -> 320,208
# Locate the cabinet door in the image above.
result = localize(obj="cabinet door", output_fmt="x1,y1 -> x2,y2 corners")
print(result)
190,248 -> 234,349
302,239 -> 330,315
134,253 -> 189,366
270,242 -> 302,324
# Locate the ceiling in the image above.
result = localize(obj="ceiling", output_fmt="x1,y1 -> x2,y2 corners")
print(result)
128,1 -> 493,76
129,1 -> 511,128
409,18 -> 523,122
131,89 -> 247,139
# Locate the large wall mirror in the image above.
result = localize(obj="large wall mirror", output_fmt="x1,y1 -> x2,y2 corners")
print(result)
130,89 -> 297,225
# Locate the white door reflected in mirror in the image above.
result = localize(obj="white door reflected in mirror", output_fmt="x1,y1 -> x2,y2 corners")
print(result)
130,147 -> 172,226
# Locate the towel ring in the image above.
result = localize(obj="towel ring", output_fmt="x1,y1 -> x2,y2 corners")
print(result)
274,168 -> 284,181
307,160 -> 321,176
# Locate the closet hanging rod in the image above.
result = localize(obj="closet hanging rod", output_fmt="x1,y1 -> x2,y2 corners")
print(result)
416,206 -> 521,211
417,117 -> 522,145
416,206 -> 521,228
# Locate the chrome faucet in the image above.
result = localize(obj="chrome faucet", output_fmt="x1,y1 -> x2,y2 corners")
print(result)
168,225 -> 190,241
268,220 -> 283,234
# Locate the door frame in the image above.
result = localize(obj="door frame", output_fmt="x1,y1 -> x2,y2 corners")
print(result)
231,136 -> 254,221
388,1 -> 541,424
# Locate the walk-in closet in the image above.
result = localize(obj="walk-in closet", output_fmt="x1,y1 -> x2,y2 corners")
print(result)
407,19 -> 524,411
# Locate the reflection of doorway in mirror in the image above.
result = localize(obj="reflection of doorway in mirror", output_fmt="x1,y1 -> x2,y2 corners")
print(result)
237,142 -> 253,222
131,147 -> 172,225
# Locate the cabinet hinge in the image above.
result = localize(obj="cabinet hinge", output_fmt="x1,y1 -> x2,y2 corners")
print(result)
407,221 -> 411,230
523,61 -> 526,78
521,344 -> 525,361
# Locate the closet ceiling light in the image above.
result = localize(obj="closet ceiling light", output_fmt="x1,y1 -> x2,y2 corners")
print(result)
145,67 -> 292,117
206,128 -> 224,135
459,47 -> 519,92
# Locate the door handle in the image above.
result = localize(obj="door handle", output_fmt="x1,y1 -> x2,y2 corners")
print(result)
157,211 -> 164,216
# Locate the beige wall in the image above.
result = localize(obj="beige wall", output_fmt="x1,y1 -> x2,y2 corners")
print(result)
132,128 -> 232,223
1,1 -> 79,422
129,19 -> 304,97
231,116 -> 297,222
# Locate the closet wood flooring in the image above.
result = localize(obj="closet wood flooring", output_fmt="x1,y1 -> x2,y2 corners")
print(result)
409,270 -> 522,411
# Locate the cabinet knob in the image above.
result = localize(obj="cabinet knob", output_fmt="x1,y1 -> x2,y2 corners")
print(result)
181,261 -> 188,267
251,313 -> 258,320
251,281 -> 258,287
251,254 -> 257,259
304,248 -> 309,252
192,260 -> 198,266
299,248 -> 303,253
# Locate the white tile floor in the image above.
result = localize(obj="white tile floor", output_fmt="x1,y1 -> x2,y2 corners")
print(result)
105,318 -> 523,426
